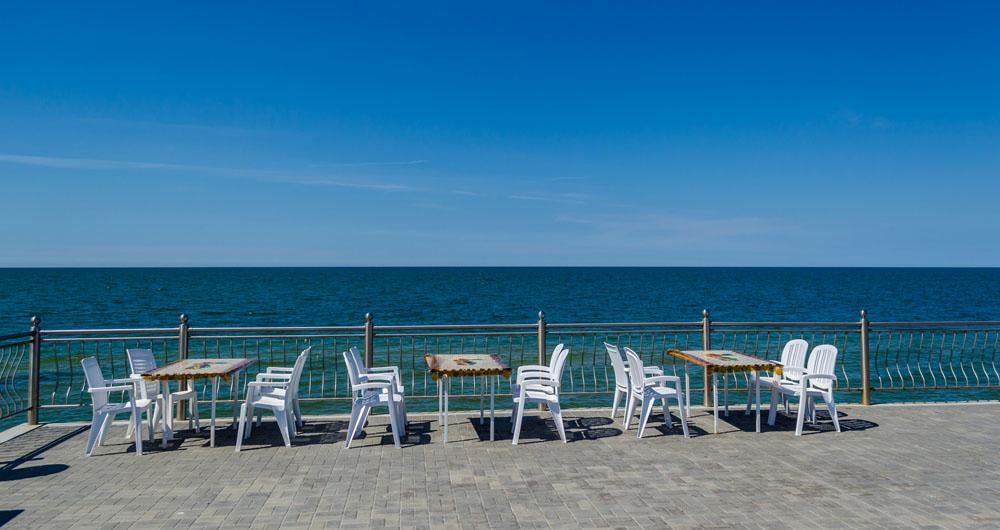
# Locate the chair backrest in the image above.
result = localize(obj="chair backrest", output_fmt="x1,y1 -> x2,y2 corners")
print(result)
343,348 -> 362,388
550,345 -> 570,384
780,339 -> 809,382
805,344 -> 838,390
623,348 -> 646,394
605,342 -> 628,388
285,347 -> 311,406
347,346 -> 366,375
548,343 -> 565,372
81,357 -> 110,409
127,348 -> 160,399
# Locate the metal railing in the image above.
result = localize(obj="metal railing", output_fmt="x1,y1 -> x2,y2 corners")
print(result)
3,310 -> 1000,425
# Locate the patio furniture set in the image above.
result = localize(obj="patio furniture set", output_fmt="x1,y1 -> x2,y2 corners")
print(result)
79,339 -> 840,456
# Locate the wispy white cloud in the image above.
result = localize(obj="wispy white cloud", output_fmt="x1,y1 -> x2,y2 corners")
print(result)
506,192 -> 588,204
0,152 -> 417,192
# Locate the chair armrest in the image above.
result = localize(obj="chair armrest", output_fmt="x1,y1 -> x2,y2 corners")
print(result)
519,379 -> 559,392
352,381 -> 394,392
110,377 -> 141,385
643,375 -> 681,385
801,373 -> 837,386
516,370 -> 551,383
89,384 -> 135,394
266,367 -> 295,373
256,373 -> 291,382
247,381 -> 289,388
643,366 -> 664,375
367,366 -> 399,374
518,364 -> 549,373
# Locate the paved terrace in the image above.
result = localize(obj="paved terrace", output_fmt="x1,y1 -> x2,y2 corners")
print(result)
1,403 -> 998,529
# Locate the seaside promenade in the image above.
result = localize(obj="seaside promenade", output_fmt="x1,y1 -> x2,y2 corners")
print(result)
2,402 -> 998,529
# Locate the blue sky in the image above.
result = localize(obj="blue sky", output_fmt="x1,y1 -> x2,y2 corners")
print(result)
1,2 -> 998,266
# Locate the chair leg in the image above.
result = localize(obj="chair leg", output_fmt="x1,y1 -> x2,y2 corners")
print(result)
345,402 -> 363,449
255,411 -> 262,427
768,388 -> 780,426
235,403 -> 249,452
85,413 -> 103,457
623,393 -> 637,430
610,388 -> 622,419
510,401 -> 519,434
387,401 -> 401,448
97,413 -> 114,446
275,410 -> 292,447
825,393 -> 841,433
133,413 -> 144,456
678,396 -> 690,438
638,397 -> 653,439
550,403 -> 567,443
783,396 -> 789,415
662,398 -> 672,429
745,379 -> 753,415
294,398 -> 303,428
794,395 -> 807,436
512,399 -> 526,445
125,412 -> 135,440
147,405 -> 156,443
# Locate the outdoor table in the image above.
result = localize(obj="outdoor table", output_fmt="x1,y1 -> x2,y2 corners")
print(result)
141,358 -> 255,448
666,350 -> 781,434
425,353 -> 511,443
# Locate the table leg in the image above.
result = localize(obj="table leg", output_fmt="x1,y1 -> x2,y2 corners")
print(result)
437,377 -> 443,428
724,372 -> 729,417
210,376 -> 219,447
490,375 -> 496,442
684,363 -> 691,411
479,375 -> 485,425
231,370 -> 239,428
161,380 -> 173,448
443,375 -> 449,443
712,371 -> 719,434
754,370 -> 761,433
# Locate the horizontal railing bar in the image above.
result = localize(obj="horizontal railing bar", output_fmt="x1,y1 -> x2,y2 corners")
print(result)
191,326 -> 364,333
375,332 -> 536,338
43,336 -> 178,343
42,328 -> 180,336
191,334 -> 364,340
870,321 -> 1000,327
713,322 -> 858,327
0,339 -> 32,348
0,331 -> 32,342
374,323 -> 537,331
0,408 -> 30,420
547,322 -> 700,329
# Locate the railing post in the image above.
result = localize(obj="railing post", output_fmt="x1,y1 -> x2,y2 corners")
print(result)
537,311 -> 547,410
177,314 -> 189,421
860,309 -> 871,406
364,313 -> 374,368
178,314 -> 189,361
27,316 -> 41,425
701,309 -> 712,407
537,311 -> 547,365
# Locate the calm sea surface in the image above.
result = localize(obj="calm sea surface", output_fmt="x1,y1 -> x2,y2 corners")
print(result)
3,268 -> 999,427
3,267 -> 1000,331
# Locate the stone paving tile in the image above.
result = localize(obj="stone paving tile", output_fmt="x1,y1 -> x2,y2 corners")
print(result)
1,404 -> 999,529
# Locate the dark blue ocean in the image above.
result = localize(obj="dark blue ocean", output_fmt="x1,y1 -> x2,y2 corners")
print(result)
3,267 -> 1000,332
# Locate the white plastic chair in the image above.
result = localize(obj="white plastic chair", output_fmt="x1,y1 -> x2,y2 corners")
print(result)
767,344 -> 841,436
126,348 -> 199,439
623,348 -> 689,438
235,347 -> 310,451
745,339 -> 808,414
346,346 -> 407,426
252,350 -> 311,429
604,342 -> 664,420
343,347 -> 407,448
81,356 -> 157,456
511,345 -> 570,445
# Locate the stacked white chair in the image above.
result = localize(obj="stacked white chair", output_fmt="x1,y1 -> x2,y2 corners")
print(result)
343,347 -> 408,448
346,346 -> 407,426
623,348 -> 689,438
127,348 -> 199,440
253,352 -> 311,429
767,344 -> 841,436
744,339 -> 808,415
81,356 -> 157,456
511,344 -> 570,444
235,347 -> 310,451
604,342 -> 664,420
